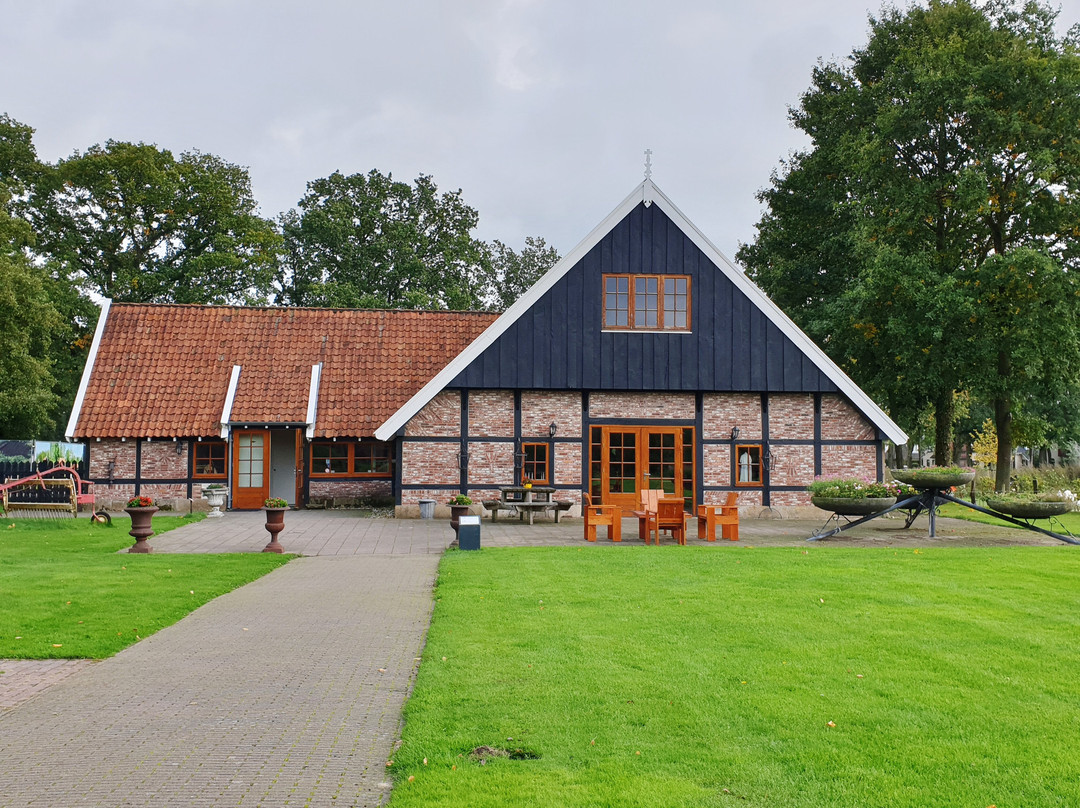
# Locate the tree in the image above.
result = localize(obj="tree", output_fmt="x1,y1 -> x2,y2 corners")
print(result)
739,0 -> 1080,488
30,141 -> 279,304
0,113 -> 39,202
486,236 -> 560,310
277,170 -> 490,310
0,190 -> 62,437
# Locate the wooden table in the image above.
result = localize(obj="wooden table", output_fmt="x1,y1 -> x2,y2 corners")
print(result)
496,486 -> 561,525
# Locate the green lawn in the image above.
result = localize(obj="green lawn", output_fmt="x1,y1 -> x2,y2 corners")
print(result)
0,516 -> 291,658
392,546 -> 1080,807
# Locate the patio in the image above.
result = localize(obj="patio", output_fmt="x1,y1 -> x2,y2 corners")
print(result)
145,507 -> 1062,555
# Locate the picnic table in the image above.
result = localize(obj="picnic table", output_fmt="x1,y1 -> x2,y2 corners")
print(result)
482,486 -> 570,525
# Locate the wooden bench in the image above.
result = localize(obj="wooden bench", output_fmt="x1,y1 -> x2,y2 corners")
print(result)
697,492 -> 740,541
481,500 -> 518,521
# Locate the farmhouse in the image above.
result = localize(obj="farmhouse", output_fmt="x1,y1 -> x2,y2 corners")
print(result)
66,179 -> 906,515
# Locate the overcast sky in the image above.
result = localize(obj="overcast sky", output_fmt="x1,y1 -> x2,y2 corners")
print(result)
5,1 -> 1079,261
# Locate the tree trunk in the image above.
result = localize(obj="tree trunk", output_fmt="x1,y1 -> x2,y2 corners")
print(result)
993,346 -> 1014,492
934,392 -> 954,467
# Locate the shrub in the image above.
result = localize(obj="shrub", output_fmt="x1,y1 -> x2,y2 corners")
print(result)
807,477 -> 914,499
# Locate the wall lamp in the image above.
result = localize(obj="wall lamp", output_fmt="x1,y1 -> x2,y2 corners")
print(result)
175,440 -> 184,456
549,421 -> 558,439
730,426 -> 740,441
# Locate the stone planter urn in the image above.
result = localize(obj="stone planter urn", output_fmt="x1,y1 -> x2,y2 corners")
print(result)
125,506 -> 158,553
263,507 -> 287,553
205,487 -> 228,518
891,469 -> 976,490
811,496 -> 897,516
449,504 -> 470,534
986,499 -> 1072,520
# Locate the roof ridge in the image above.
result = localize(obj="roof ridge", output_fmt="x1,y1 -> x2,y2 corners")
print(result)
109,301 -> 501,316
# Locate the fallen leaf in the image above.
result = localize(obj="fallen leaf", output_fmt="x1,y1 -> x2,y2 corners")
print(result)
423,758 -> 428,765
378,668 -> 386,673
386,760 -> 393,767
408,775 -> 415,782
52,644 -> 62,647
827,721 -> 836,728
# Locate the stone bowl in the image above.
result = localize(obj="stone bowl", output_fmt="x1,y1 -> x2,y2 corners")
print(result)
811,496 -> 897,516
986,499 -> 1072,520
890,469 -> 976,490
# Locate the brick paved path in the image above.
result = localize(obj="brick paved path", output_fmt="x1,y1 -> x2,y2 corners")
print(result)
0,554 -> 437,807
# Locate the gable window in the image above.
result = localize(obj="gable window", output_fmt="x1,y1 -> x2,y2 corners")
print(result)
603,274 -> 690,330
523,443 -> 549,484
193,441 -> 227,478
311,441 -> 394,478
736,444 -> 762,486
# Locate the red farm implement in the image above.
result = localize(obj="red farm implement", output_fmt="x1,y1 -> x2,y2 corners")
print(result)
0,463 -> 110,522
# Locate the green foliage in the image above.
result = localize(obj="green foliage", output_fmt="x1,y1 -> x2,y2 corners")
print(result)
449,494 -> 472,505
30,140 -> 280,304
740,0 -> 1080,474
35,442 -> 81,464
393,547 -> 1080,807
0,192 -> 63,438
486,236 -> 560,310
278,169 -> 490,310
806,477 -> 913,498
0,516 -> 290,658
264,497 -> 288,508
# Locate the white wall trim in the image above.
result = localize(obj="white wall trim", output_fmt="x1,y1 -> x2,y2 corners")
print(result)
219,365 -> 242,439
65,299 -> 111,440
305,363 -> 322,439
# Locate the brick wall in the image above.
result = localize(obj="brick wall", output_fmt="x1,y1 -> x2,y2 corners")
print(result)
468,391 -> 515,437
821,394 -> 876,440
769,444 -> 814,487
522,392 -> 582,438
89,440 -> 136,478
468,441 -> 515,486
702,393 -> 760,440
401,442 -> 459,486
590,392 -> 695,420
140,441 -> 188,479
769,490 -> 813,506
703,444 -> 731,487
554,444 -> 582,491
820,444 -> 877,480
769,394 -> 815,440
404,391 -> 460,437
309,479 -> 392,500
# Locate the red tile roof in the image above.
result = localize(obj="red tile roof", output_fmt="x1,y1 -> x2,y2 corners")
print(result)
73,303 -> 497,439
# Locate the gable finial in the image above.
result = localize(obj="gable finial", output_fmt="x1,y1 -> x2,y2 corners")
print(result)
644,149 -> 653,181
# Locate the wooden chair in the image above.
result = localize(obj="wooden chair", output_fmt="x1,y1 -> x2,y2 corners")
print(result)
631,489 -> 661,543
697,491 -> 740,541
654,498 -> 689,545
583,493 -> 621,542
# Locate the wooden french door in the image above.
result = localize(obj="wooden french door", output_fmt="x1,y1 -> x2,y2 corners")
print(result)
232,430 -> 270,509
592,426 -> 694,514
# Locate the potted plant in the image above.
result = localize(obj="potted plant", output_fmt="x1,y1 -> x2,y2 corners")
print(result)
124,495 -> 158,553
890,466 -> 976,490
986,490 -> 1077,520
807,478 -> 914,516
448,494 -> 472,533
262,497 -> 289,553
204,483 -> 228,518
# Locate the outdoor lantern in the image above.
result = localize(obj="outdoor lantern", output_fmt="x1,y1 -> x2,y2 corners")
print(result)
764,446 -> 776,472
175,441 -> 183,456
731,426 -> 740,441
550,421 -> 558,439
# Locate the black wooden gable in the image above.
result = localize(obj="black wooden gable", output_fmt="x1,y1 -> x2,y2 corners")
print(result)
450,201 -> 839,393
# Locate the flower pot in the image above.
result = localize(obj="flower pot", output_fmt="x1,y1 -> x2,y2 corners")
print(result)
449,504 -> 470,533
811,496 -> 897,516
263,507 -> 287,553
125,506 -> 158,553
891,469 -> 975,490
986,499 -> 1071,519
